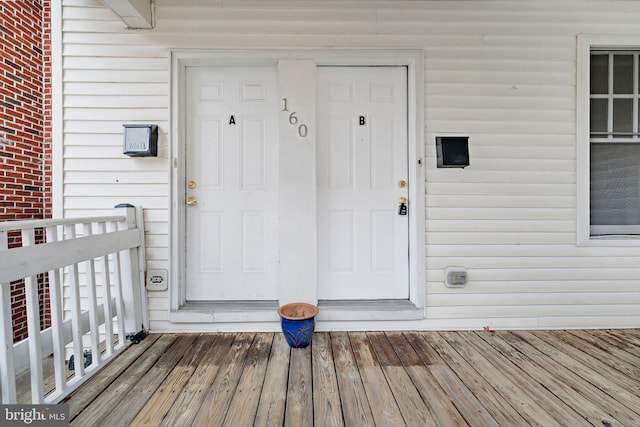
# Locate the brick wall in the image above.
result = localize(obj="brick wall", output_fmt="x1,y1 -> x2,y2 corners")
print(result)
0,0 -> 52,341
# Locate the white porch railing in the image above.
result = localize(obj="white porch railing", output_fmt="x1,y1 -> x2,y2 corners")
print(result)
0,206 -> 147,404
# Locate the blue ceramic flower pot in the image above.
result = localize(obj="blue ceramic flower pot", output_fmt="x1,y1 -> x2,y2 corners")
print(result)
278,303 -> 319,348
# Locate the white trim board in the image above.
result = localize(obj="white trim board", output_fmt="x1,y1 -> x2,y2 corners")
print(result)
169,49 -> 425,323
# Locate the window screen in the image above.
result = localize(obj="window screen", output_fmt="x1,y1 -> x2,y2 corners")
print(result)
589,52 -> 640,235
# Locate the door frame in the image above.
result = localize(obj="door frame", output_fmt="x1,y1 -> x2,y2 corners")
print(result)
169,49 -> 425,324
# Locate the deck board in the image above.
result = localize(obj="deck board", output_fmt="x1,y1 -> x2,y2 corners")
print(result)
427,331 -> 525,426
191,333 -> 255,427
158,333 -> 235,427
311,333 -> 343,427
223,333 -> 273,426
387,332 -> 467,426
504,331 -> 640,426
59,329 -> 640,426
368,332 -> 437,426
407,332 -> 498,426
70,334 -> 176,426
66,333 -> 161,419
97,334 -> 198,427
476,331 -> 619,426
519,331 -> 640,416
461,331 -> 587,426
285,342 -> 313,427
349,332 -> 404,426
535,331 -> 640,397
130,334 -> 216,426
440,331 -> 559,426
254,333 -> 290,426
330,332 -> 375,426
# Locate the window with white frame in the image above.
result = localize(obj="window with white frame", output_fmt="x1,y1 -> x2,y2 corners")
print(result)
589,51 -> 640,236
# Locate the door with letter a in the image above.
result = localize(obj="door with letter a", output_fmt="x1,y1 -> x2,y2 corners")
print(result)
185,66 -> 280,301
184,65 -> 409,303
317,66 -> 409,301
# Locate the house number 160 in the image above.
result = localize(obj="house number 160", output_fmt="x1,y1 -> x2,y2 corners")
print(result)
282,98 -> 308,138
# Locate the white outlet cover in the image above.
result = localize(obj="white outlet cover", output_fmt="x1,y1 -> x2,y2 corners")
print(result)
444,266 -> 467,288
146,269 -> 168,291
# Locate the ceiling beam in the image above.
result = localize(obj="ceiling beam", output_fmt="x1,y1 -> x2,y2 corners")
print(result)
100,0 -> 153,29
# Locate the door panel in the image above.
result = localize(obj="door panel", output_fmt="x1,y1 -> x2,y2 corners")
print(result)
185,66 -> 279,301
317,66 -> 409,300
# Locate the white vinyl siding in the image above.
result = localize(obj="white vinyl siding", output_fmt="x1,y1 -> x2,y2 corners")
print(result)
58,0 -> 640,331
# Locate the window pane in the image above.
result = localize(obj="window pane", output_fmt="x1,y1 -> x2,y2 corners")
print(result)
591,143 -> 640,228
590,54 -> 608,94
613,99 -> 633,137
613,54 -> 634,94
590,98 -> 608,136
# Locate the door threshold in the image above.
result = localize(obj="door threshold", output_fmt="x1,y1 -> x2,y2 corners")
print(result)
170,299 -> 424,323
171,300 -> 279,323
317,299 -> 424,321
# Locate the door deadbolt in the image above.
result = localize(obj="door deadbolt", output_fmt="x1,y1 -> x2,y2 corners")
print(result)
398,180 -> 407,188
187,180 -> 196,190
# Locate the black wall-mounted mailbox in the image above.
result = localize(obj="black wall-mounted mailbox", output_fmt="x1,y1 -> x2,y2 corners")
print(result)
123,124 -> 158,157
436,136 -> 469,168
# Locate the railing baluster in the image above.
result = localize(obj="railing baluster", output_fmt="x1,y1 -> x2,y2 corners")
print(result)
65,224 -> 85,378
0,230 -> 17,403
82,222 -> 100,367
22,228 -> 44,403
97,221 -> 114,356
108,220 -> 127,347
46,225 -> 67,396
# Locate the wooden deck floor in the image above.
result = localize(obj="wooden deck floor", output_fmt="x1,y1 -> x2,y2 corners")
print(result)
64,330 -> 640,426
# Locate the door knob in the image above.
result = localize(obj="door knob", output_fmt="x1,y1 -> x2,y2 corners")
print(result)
186,197 -> 197,207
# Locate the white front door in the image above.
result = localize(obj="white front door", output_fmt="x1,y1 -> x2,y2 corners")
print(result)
317,66 -> 410,300
185,66 -> 280,301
